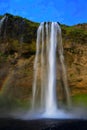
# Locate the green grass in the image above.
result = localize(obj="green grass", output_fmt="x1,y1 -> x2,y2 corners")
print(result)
0,93 -> 31,112
72,94 -> 87,106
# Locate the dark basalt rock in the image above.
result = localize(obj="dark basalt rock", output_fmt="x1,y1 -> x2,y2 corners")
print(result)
0,118 -> 87,130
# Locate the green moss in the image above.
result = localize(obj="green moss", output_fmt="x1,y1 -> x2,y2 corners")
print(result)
61,24 -> 87,44
0,93 -> 30,111
72,94 -> 87,106
0,13 -> 87,57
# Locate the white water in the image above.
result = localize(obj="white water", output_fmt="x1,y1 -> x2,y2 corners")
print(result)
46,22 -> 57,113
0,15 -> 6,34
32,22 -> 71,116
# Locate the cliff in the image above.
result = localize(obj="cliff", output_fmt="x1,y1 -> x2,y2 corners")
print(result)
0,13 -> 87,109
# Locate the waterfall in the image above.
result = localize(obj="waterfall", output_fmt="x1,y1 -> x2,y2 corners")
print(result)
32,22 -> 71,114
0,15 -> 7,35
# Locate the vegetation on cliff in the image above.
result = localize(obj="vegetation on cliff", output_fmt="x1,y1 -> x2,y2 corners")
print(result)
0,13 -> 39,57
61,24 -> 87,45
0,13 -> 87,57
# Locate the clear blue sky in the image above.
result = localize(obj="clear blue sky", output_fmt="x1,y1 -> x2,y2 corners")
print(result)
0,0 -> 87,25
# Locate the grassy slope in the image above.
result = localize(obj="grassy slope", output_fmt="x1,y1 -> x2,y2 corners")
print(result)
0,13 -> 87,56
61,24 -> 87,45
72,94 -> 87,106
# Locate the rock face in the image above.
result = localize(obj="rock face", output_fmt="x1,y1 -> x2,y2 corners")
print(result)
65,44 -> 87,95
0,13 -> 39,56
61,23 -> 87,96
0,13 -> 87,104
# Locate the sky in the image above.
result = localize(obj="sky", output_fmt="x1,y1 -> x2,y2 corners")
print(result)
0,0 -> 87,25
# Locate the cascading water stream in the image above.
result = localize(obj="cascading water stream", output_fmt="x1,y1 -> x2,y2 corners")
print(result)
46,22 -> 57,113
32,22 -> 71,115
0,15 -> 7,35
